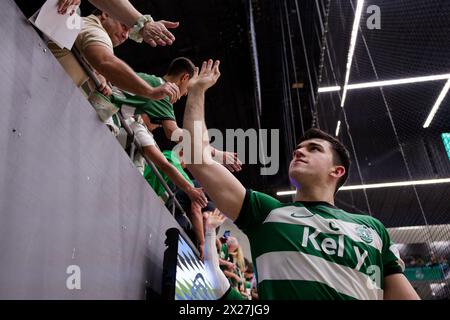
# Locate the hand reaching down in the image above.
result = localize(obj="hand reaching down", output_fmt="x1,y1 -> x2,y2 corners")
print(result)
142,20 -> 179,47
57,0 -> 80,15
186,187 -> 208,208
214,150 -> 242,173
149,82 -> 180,104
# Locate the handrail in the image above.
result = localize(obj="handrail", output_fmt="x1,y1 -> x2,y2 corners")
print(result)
71,47 -> 192,230
116,111 -> 192,227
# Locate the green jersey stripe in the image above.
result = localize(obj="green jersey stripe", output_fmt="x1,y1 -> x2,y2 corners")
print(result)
256,251 -> 383,300
263,206 -> 383,252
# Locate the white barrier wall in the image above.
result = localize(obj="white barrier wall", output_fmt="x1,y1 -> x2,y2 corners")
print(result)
0,0 -> 189,299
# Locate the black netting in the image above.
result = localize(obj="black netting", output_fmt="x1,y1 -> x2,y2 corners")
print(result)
280,0 -> 450,299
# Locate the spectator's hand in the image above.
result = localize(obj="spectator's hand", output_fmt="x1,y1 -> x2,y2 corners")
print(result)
188,60 -> 221,92
204,209 -> 225,232
142,20 -> 179,47
57,0 -> 80,15
214,150 -> 242,172
226,261 -> 236,271
186,187 -> 208,208
149,82 -> 180,104
198,245 -> 204,261
96,74 -> 112,97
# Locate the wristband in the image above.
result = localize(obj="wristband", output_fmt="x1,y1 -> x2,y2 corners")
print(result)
129,14 -> 154,43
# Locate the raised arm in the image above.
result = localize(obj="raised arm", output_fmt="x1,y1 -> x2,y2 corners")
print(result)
183,60 -> 246,221
83,45 -> 180,103
203,210 -> 231,297
163,120 -> 243,174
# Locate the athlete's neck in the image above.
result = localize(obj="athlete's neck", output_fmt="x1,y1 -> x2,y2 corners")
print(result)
163,74 -> 177,84
163,75 -> 182,89
294,184 -> 335,205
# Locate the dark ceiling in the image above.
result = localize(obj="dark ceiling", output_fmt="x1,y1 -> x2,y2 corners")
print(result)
14,0 -> 450,230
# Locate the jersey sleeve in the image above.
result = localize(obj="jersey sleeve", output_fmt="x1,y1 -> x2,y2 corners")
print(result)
136,73 -> 176,123
219,287 -> 247,300
143,99 -> 176,123
375,221 -> 405,276
234,189 -> 282,234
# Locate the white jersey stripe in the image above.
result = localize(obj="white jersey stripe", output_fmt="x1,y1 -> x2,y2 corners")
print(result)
256,251 -> 383,300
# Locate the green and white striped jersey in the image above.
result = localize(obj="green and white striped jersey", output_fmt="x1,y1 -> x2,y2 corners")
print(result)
235,190 -> 405,300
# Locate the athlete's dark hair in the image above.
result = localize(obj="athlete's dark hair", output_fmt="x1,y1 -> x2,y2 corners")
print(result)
166,57 -> 195,78
297,128 -> 351,193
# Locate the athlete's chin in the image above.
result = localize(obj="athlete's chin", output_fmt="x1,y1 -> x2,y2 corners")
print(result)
289,170 -> 316,185
289,167 -> 308,177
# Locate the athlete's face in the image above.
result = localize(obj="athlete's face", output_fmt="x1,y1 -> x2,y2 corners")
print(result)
288,138 -> 337,189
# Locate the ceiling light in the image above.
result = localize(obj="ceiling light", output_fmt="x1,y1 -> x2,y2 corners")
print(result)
276,178 -> 450,196
276,190 -> 296,196
341,0 -> 365,108
346,73 -> 450,90
423,78 -> 450,128
341,178 -> 450,190
335,120 -> 341,136
318,86 -> 340,93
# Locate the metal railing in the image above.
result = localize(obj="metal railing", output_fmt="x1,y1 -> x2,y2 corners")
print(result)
72,47 -> 192,230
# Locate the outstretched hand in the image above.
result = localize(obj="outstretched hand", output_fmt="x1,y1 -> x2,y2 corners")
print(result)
214,150 -> 242,173
57,0 -> 80,15
188,59 -> 221,92
187,187 -> 208,208
149,82 -> 180,104
203,209 -> 225,232
142,20 -> 179,47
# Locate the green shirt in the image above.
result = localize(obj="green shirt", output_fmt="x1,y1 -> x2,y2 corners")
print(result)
221,287 -> 246,300
111,73 -> 176,124
220,244 -> 229,261
234,190 -> 405,300
143,150 -> 192,197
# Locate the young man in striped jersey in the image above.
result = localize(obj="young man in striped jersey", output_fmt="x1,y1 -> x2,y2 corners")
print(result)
182,59 -> 420,300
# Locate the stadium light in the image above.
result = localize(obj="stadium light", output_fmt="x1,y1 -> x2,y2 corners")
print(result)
335,120 -> 341,136
341,0 -> 365,108
346,73 -> 450,90
423,78 -> 450,128
318,86 -> 341,93
276,178 -> 450,196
